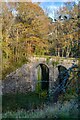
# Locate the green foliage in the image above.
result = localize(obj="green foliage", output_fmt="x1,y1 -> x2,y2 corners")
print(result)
48,2 -> 79,58
2,2 -> 51,78
59,92 -> 77,102
35,67 -> 42,93
52,61 -> 59,67
2,2 -> 79,78
35,66 -> 48,99
40,90 -> 47,99
2,57 -> 28,79
46,57 -> 51,64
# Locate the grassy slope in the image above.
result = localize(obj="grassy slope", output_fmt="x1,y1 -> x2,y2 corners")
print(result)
2,92 -> 47,113
2,97 -> 79,119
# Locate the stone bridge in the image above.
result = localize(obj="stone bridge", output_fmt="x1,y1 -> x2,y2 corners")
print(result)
2,56 -> 78,94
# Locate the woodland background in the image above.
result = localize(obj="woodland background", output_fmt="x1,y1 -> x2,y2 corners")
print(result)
1,1 -> 80,78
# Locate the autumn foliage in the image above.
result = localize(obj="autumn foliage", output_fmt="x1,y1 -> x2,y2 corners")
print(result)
1,2 -> 79,78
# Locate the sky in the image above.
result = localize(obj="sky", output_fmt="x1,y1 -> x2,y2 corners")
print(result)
37,0 -> 78,21
32,0 -> 75,2
39,2 -> 64,20
4,0 -> 78,21
3,0 -> 78,2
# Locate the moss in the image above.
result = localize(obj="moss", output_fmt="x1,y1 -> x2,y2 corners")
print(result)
46,57 -> 51,64
39,91 -> 47,99
52,61 -> 59,67
35,66 -> 42,93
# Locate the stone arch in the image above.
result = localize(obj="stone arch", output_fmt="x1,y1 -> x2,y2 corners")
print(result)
36,62 -> 49,69
31,62 -> 49,92
57,65 -> 69,87
37,63 -> 49,91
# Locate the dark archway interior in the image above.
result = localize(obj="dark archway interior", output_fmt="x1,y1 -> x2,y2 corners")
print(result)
37,64 -> 49,91
58,65 -> 69,86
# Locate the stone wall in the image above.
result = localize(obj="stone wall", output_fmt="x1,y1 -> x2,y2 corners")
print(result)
2,57 -> 78,94
2,64 -> 33,94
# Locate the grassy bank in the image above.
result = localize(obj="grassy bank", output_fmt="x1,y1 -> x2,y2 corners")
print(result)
2,98 -> 79,119
2,92 -> 47,113
2,91 -> 79,119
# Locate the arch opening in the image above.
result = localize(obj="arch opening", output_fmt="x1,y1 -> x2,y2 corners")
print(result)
57,65 -> 69,87
36,63 -> 49,92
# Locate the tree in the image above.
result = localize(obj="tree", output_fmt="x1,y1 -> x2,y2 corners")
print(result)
48,1 -> 79,58
2,2 -> 51,78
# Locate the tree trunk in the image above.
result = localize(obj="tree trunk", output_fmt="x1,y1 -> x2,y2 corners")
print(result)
57,48 -> 60,57
66,46 -> 70,57
62,49 -> 64,57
